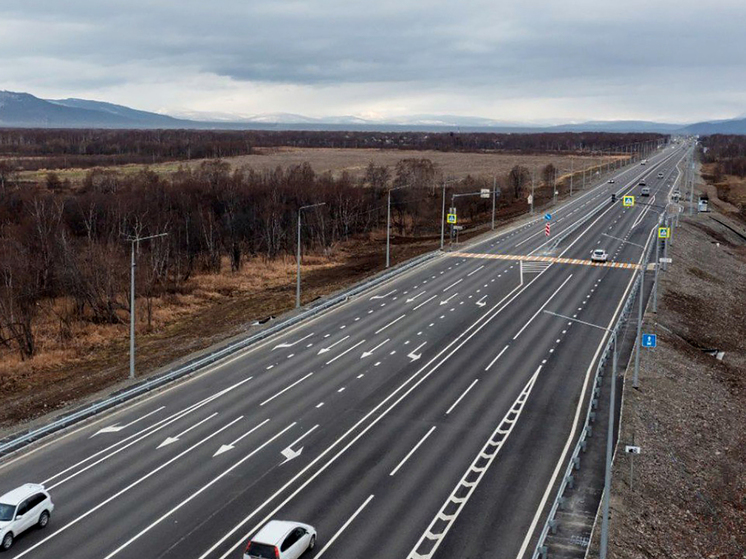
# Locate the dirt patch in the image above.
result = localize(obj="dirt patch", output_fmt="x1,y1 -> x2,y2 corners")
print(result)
590,209 -> 746,557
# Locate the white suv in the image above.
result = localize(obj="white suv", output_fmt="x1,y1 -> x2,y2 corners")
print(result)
244,520 -> 316,559
0,484 -> 54,551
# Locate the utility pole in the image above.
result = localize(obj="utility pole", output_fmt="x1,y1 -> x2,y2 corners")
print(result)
531,168 -> 536,214
491,175 -> 497,230
440,181 -> 446,249
126,232 -> 168,380
570,156 -> 574,197
296,202 -> 326,308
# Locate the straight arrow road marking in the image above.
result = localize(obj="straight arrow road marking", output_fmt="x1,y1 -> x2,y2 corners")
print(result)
406,290 -> 426,303
439,293 -> 458,306
273,333 -> 314,350
317,335 -> 350,354
261,373 -> 314,406
413,295 -> 437,310
476,295 -> 487,307
361,339 -> 390,359
407,342 -> 427,362
92,406 -> 165,437
158,412 -> 218,448
370,289 -> 396,300
375,314 -> 406,334
280,424 -> 319,465
213,418 -> 271,457
325,339 -> 366,365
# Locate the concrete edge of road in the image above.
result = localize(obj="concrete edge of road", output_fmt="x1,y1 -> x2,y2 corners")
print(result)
0,151 -> 661,460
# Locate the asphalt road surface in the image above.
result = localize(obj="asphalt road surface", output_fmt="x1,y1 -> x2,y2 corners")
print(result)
0,143 -> 689,559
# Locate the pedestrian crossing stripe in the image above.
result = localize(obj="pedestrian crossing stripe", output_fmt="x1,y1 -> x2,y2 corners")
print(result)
447,251 -> 642,270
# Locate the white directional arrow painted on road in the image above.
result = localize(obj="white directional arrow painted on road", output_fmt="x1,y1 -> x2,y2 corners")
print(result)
407,342 -> 427,362
280,424 -> 319,465
361,338 -> 390,359
213,418 -> 270,457
317,335 -> 350,354
273,333 -> 314,350
413,294 -> 437,310
370,289 -> 397,300
158,412 -> 218,448
476,295 -> 487,307
440,293 -> 458,306
92,406 -> 165,437
406,290 -> 426,303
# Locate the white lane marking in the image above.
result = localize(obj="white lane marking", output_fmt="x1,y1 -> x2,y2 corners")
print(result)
92,406 -> 166,436
370,289 -> 396,300
361,338 -> 390,359
375,314 -> 406,334
466,265 -> 484,277
406,290 -> 426,303
512,274 -> 574,340
476,295 -> 487,307
445,379 -> 479,415
213,418 -> 271,457
389,426 -> 437,476
157,412 -> 218,449
317,335 -> 350,354
21,416 -> 248,558
413,294 -> 437,310
439,292 -> 458,306
338,387 -> 346,393
272,333 -> 314,350
42,378 -> 253,488
96,422 -> 295,559
485,345 -> 510,371
326,339 -> 367,364
408,369 -> 540,559
266,365 -> 274,370
442,278 -> 463,292
260,372 -> 314,406
314,495 -> 375,558
316,402 -> 324,408
407,341 -> 427,362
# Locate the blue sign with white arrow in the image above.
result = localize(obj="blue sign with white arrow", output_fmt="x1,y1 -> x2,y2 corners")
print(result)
544,213 -> 552,221
641,334 -> 657,348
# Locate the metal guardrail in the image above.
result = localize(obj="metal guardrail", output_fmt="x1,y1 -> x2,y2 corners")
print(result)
0,251 -> 439,458
531,266 -> 643,559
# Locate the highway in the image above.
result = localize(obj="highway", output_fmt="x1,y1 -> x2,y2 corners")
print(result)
0,143 -> 688,559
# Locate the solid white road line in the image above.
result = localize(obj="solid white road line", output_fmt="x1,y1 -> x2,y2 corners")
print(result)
17,416 -> 247,558
325,339 -> 367,364
442,278 -> 463,292
389,426 -> 437,476
314,495 -> 375,558
413,294 -> 437,310
466,265 -> 484,277
99,422 -> 296,559
375,314 -> 406,334
485,345 -> 510,371
445,379 -> 479,415
260,373 -> 314,406
512,274 -> 573,340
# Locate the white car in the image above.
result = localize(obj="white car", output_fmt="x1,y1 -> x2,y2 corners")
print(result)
244,520 -> 316,559
591,249 -> 608,262
0,484 -> 54,551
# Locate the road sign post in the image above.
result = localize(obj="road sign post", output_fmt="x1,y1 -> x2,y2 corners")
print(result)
545,223 -> 551,236
642,334 -> 657,348
623,195 -> 635,207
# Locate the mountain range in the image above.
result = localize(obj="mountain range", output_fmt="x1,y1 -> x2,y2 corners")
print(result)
1,90 -> 745,134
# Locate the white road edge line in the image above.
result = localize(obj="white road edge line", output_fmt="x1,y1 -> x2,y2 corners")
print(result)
389,426 -> 437,476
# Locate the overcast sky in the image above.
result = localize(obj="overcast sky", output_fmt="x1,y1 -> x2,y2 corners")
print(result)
1,0 -> 744,123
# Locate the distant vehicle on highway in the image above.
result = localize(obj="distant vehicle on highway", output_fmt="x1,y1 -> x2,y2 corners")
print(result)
0,484 -> 54,551
641,159 -> 648,165
244,520 -> 316,559
657,172 -> 664,178
641,186 -> 651,196
672,190 -> 681,201
607,178 -> 615,183
638,180 -> 646,186
591,249 -> 608,262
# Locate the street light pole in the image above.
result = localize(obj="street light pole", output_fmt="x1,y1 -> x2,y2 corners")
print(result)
491,175 -> 497,230
127,232 -> 168,380
296,202 -> 326,308
600,330 -> 618,559
440,181 -> 446,250
570,156 -> 574,197
531,168 -> 536,215
386,184 -> 410,267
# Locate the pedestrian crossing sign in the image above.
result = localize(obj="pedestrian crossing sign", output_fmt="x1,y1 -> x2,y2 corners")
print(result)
447,213 -> 457,224
623,195 -> 635,207
658,227 -> 670,239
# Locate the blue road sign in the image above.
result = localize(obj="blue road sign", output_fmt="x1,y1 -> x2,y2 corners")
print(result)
544,213 -> 552,221
642,334 -> 657,348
